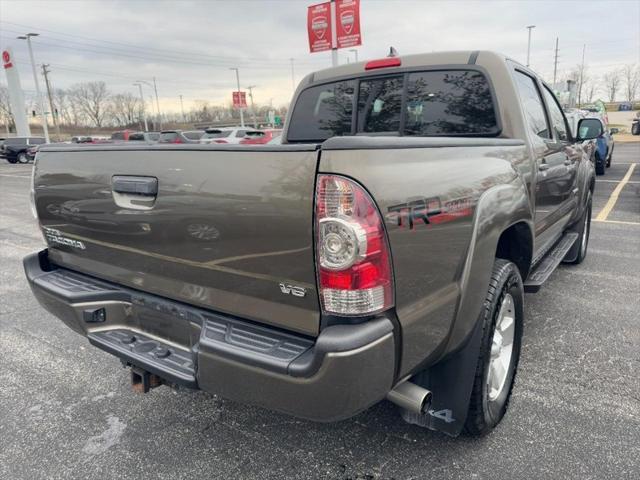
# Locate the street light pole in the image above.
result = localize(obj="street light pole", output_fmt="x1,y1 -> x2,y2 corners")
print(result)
152,77 -> 162,131
230,68 -> 245,128
246,85 -> 258,128
289,58 -> 295,91
17,33 -> 49,143
179,95 -> 186,123
133,82 -> 148,132
137,80 -> 157,130
526,25 -> 536,67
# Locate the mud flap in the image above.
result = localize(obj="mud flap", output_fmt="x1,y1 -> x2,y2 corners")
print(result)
400,315 -> 484,437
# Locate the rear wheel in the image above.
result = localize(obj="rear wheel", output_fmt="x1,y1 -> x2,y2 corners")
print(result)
6,156 -> 18,164
464,259 -> 523,437
17,152 -> 29,164
606,145 -> 613,168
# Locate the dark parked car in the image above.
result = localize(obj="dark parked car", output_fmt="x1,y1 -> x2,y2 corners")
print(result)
158,130 -> 203,144
2,136 -> 46,163
128,132 -> 160,143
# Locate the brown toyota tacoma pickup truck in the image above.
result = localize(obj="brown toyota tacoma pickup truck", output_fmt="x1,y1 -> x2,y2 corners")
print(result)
24,51 -> 602,437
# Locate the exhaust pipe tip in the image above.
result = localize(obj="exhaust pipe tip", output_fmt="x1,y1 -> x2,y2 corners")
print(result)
386,380 -> 432,415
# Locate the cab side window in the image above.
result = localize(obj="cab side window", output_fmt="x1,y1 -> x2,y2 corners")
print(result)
513,71 -> 549,139
542,87 -> 570,141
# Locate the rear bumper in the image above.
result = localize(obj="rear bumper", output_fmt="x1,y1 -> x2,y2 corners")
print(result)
24,250 -> 396,421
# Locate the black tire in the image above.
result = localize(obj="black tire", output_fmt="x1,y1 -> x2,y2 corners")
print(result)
632,122 -> 640,136
464,259 -> 524,437
17,152 -> 29,164
6,156 -> 18,164
606,145 -> 613,168
595,153 -> 605,175
564,191 -> 592,265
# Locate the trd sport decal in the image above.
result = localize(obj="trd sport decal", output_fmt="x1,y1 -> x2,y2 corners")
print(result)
386,196 -> 473,229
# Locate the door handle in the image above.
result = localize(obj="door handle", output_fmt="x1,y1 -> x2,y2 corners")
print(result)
112,176 -> 158,196
538,163 -> 550,171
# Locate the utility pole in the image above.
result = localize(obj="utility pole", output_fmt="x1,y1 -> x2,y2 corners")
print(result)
17,33 -> 49,143
552,37 -> 559,86
133,82 -> 148,132
578,44 -> 586,107
41,64 -> 61,141
289,58 -> 295,91
179,95 -> 186,123
152,77 -> 162,131
526,25 -> 535,68
330,0 -> 338,66
246,85 -> 258,128
230,67 -> 245,128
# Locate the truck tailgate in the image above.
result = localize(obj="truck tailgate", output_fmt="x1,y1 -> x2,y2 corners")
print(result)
34,145 -> 321,336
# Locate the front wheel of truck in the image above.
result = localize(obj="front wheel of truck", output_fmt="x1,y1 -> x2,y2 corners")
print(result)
464,259 -> 523,436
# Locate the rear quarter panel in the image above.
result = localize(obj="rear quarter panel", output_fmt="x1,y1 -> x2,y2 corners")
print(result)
319,139 -> 532,376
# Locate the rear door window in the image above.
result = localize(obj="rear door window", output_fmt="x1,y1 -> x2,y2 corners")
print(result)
183,131 -> 204,140
357,76 -> 403,133
404,71 -> 498,135
542,86 -> 570,141
287,80 -> 355,142
514,71 -> 550,139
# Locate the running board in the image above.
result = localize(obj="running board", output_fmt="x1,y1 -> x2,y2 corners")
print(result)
524,232 -> 579,293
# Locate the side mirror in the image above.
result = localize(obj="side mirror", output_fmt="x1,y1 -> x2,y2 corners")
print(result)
577,118 -> 603,141
610,127 -> 619,135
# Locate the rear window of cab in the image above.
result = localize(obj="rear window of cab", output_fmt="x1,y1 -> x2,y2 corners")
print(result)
287,69 -> 499,142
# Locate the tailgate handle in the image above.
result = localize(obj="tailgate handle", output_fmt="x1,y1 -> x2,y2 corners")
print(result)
112,176 -> 158,196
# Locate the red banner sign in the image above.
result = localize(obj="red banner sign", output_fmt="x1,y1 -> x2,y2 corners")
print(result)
232,91 -> 247,108
336,0 -> 361,49
2,50 -> 13,69
307,2 -> 332,53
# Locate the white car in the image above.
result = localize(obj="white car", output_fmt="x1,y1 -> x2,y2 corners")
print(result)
199,127 -> 262,144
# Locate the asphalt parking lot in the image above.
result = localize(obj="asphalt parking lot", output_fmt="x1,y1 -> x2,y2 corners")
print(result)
1,143 -> 639,480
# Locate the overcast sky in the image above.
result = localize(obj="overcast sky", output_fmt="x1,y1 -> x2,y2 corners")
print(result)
1,0 -> 638,112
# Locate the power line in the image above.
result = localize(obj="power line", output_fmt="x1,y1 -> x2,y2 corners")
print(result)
0,21 -> 326,66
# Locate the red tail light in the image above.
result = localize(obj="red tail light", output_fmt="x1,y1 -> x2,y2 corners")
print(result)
172,138 -> 183,144
315,174 -> 393,316
365,57 -> 401,70
214,139 -> 228,144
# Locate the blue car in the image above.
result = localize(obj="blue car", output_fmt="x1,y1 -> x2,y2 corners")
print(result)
579,117 -> 616,175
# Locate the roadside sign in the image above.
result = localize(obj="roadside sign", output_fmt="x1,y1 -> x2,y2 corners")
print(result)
307,2 -> 332,53
232,91 -> 247,108
1,48 -> 30,136
336,0 -> 361,48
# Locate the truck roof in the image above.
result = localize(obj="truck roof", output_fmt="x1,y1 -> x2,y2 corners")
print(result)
309,50 -> 510,83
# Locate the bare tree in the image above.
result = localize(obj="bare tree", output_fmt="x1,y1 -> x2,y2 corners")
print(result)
69,81 -> 110,127
110,93 -> 140,126
603,69 -> 622,102
569,64 -> 590,106
622,64 -> 639,102
0,84 -> 15,131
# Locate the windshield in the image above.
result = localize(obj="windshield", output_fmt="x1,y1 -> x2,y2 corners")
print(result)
202,130 -> 232,139
287,69 -> 499,142
183,131 -> 204,140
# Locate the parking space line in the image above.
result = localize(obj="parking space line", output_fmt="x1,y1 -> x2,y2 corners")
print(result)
592,219 -> 640,226
0,174 -> 31,178
595,163 -> 636,221
597,179 -> 640,184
